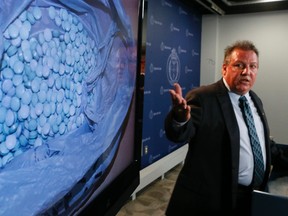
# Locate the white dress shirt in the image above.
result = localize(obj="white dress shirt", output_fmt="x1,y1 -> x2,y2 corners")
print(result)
224,79 -> 266,186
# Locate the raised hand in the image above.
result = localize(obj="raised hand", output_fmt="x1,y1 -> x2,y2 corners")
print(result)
169,83 -> 191,122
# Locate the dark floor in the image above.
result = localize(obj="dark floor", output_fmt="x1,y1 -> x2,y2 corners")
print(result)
116,164 -> 182,216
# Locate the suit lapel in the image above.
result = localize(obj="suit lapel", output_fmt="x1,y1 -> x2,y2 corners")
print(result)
216,80 -> 240,191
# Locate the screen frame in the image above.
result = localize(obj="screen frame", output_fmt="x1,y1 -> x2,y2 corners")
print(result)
76,0 -> 144,215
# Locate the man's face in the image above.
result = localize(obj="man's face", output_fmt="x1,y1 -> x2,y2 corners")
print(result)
222,48 -> 259,95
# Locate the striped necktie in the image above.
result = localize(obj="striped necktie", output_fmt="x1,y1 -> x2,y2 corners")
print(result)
239,95 -> 265,187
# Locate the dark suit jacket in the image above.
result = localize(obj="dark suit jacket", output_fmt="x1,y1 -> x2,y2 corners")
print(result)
165,79 -> 272,215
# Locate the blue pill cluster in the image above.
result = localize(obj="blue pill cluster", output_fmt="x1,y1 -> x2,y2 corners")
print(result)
0,6 -> 97,167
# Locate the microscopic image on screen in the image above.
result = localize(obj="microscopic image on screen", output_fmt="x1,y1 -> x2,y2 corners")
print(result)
0,0 -> 138,215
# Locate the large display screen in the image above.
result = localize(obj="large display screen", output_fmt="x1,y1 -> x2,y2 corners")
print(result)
0,0 -> 143,215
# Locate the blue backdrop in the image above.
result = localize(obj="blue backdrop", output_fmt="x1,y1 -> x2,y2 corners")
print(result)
141,0 -> 202,168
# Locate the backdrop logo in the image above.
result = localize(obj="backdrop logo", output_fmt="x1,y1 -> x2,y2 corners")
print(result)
162,0 -> 172,7
179,6 -> 188,15
186,29 -> 194,37
150,15 -> 163,26
166,48 -> 181,85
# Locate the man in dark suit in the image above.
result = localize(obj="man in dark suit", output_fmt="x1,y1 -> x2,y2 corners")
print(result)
164,40 -> 283,215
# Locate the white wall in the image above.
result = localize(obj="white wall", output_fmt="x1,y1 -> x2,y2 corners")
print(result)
201,11 -> 288,144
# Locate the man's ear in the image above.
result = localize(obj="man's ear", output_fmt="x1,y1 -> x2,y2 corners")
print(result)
222,64 -> 227,76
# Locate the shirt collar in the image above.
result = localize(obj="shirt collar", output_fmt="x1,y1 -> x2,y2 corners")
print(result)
223,77 -> 231,91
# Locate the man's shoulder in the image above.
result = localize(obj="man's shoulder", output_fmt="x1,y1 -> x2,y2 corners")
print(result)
187,79 -> 224,96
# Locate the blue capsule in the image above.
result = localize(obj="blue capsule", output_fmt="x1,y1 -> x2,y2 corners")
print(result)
11,36 -> 21,47
43,103 -> 51,117
38,32 -> 45,45
40,82 -> 48,92
12,75 -> 23,86
2,152 -> 13,165
1,58 -> 8,70
44,28 -> 52,42
42,123 -> 50,136
38,90 -> 47,103
15,84 -> 25,98
56,103 -> 63,114
23,48 -> 33,62
29,130 -> 38,139
63,102 -> 69,115
0,143 -> 9,156
5,109 -> 15,127
31,92 -> 38,106
34,137 -> 42,147
19,10 -> 28,22
21,90 -> 32,105
47,76 -> 55,88
59,122 -> 66,135
52,124 -> 59,134
28,119 -> 37,131
2,79 -> 13,94
32,6 -> 42,20
36,43 -> 43,57
27,11 -> 36,25
55,78 -> 62,90
13,60 -> 24,74
19,134 -> 28,147
5,134 -> 17,150
0,107 -> 7,123
60,8 -> 68,21
2,67 -> 14,79
9,122 -> 19,134
7,23 -> 19,39
31,77 -> 41,93
34,103 -> 43,116
48,6 -> 56,20
55,16 -> 62,27
0,133 -> 5,143
14,148 -> 24,157
6,45 -> 18,57
30,59 -> 38,72
69,105 -> 76,116
10,97 -> 21,112
18,104 -> 30,120
42,65 -> 51,78
38,114 -> 46,127
52,30 -> 60,38
20,21 -> 31,40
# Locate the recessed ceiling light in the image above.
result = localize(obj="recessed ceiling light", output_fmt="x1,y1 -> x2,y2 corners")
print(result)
223,0 -> 287,6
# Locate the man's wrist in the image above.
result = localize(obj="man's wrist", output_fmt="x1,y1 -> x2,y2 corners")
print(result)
172,119 -> 188,127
